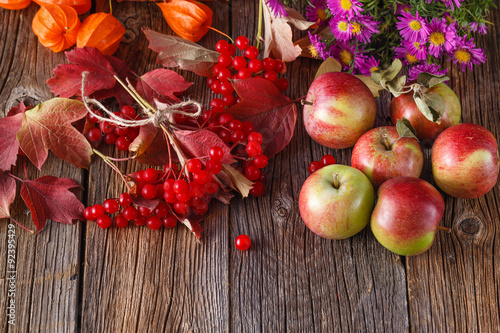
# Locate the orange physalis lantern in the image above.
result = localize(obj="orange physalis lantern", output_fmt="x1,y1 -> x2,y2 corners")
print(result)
0,0 -> 31,10
32,4 -> 81,53
32,0 -> 91,15
157,0 -> 213,42
76,12 -> 126,56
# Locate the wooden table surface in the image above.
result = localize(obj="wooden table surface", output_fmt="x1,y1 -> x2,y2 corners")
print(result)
1,1 -> 499,332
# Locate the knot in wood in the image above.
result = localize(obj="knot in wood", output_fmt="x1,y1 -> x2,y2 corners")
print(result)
457,216 -> 482,237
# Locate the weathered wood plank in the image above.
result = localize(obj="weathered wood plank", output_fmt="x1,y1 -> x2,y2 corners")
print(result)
0,5 -> 83,333
407,9 -> 500,333
79,1 -> 231,332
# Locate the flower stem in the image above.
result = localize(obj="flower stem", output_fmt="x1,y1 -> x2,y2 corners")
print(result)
256,0 -> 263,49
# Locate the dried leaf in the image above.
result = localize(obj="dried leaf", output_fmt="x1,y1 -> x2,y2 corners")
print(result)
0,113 -> 23,171
227,78 -> 297,158
413,93 -> 442,124
372,59 -> 403,86
354,75 -> 384,98
215,189 -> 234,204
396,117 -> 418,140
129,123 -> 172,166
315,57 -> 342,79
16,98 -> 92,170
221,164 -> 254,198
282,7 -> 316,30
174,129 -> 236,164
143,28 -> 219,77
385,76 -> 407,98
417,72 -> 449,89
20,175 -> 84,233
0,172 -> 16,219
136,68 -> 193,104
181,217 -> 203,241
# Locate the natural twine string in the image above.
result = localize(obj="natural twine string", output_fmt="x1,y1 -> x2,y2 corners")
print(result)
80,71 -> 203,128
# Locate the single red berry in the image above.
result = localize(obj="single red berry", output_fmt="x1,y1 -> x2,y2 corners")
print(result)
275,78 -> 289,91
120,105 -> 136,119
114,125 -> 129,137
246,141 -> 262,157
176,192 -> 191,202
118,193 -> 132,207
211,98 -> 225,113
222,94 -> 236,106
218,113 -> 233,125
202,110 -> 214,122
262,57 -> 275,71
321,154 -> 336,166
193,170 -> 211,184
253,154 -> 268,169
207,76 -> 216,87
250,181 -> 265,197
235,234 -> 251,250
141,184 -> 157,200
173,179 -> 188,194
103,132 -> 118,145
263,70 -> 278,82
245,165 -> 261,181
114,213 -> 129,228
115,136 -> 131,151
204,180 -> 219,194
228,119 -> 242,131
237,68 -> 252,79
211,79 -> 222,94
87,110 -> 102,123
206,159 -> 223,174
231,130 -> 246,143
227,43 -> 236,56
220,81 -> 234,95
174,114 -> 187,124
133,216 -> 147,226
143,168 -> 158,183
232,56 -> 247,70
187,159 -> 202,173
248,59 -> 263,73
96,215 -> 112,229
154,202 -> 170,218
218,129 -> 232,144
163,179 -> 176,192
146,216 -> 162,230
193,201 -> 209,215
235,36 -> 249,50
244,46 -> 259,59
84,207 -> 95,221
215,40 -> 229,53
122,206 -> 139,220
308,161 -> 324,174
247,131 -> 263,144
86,127 -> 102,142
163,214 -> 178,228
241,121 -> 254,135
218,52 -> 233,67
218,67 -> 232,81
91,204 -> 105,218
138,206 -> 152,217
273,59 -> 285,73
174,201 -> 190,215
99,121 -> 114,134
164,190 -> 177,204
103,199 -> 119,214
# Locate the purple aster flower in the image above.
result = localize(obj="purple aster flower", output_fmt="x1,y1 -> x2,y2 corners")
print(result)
394,42 -> 421,65
478,23 -> 487,34
308,32 -> 332,60
468,22 -> 478,32
359,56 -> 380,76
441,0 -> 463,11
408,63 -> 448,81
450,36 -> 486,71
395,3 -> 411,16
396,11 -> 430,42
331,41 -> 364,71
327,0 -> 363,20
306,0 -> 329,25
330,17 -> 352,41
427,18 -> 457,57
266,0 -> 287,18
406,40 -> 428,60
351,15 -> 379,43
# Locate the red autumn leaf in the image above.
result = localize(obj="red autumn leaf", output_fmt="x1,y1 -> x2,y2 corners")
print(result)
0,112 -> 23,171
7,100 -> 28,116
20,175 -> 84,233
129,123 -> 173,166
47,47 -> 117,98
16,98 -> 92,170
226,78 -> 297,158
174,128 -> 236,164
91,55 -> 136,106
136,68 -> 193,104
0,172 -> 16,219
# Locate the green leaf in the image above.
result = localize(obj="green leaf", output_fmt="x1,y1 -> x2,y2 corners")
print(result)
371,59 -> 403,86
315,57 -> 342,79
396,117 -> 418,140
417,72 -> 450,88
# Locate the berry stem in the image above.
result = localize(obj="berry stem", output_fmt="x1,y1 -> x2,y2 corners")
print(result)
92,149 -> 131,192
437,225 -> 452,233
208,27 -> 234,43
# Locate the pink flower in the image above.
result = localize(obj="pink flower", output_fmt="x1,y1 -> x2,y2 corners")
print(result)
427,18 -> 457,57
330,17 -> 352,41
396,11 -> 430,42
266,0 -> 287,18
394,42 -> 421,65
306,0 -> 329,26
308,32 -> 333,60
407,41 -> 428,60
331,41 -> 364,71
408,63 -> 448,81
450,36 -> 486,71
327,0 -> 363,20
359,56 -> 380,76
351,15 -> 379,43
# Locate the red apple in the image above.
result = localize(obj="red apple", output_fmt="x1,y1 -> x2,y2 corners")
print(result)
371,177 -> 445,256
303,72 -> 376,149
299,164 -> 375,239
432,123 -> 499,199
351,126 -> 423,189
390,83 -> 461,141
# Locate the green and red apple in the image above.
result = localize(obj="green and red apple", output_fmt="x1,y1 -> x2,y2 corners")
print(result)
299,164 -> 375,239
351,126 -> 423,189
303,72 -> 376,149
432,123 -> 499,199
371,177 -> 445,256
390,83 -> 461,141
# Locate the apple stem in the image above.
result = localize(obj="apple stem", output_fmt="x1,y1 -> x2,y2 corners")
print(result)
332,172 -> 340,189
382,134 -> 391,150
301,100 -> 313,106
437,225 -> 452,233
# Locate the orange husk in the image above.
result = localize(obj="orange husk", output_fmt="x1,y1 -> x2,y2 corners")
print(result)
157,0 -> 213,42
32,4 -> 81,53
32,0 -> 91,14
76,12 -> 126,56
0,0 -> 31,10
